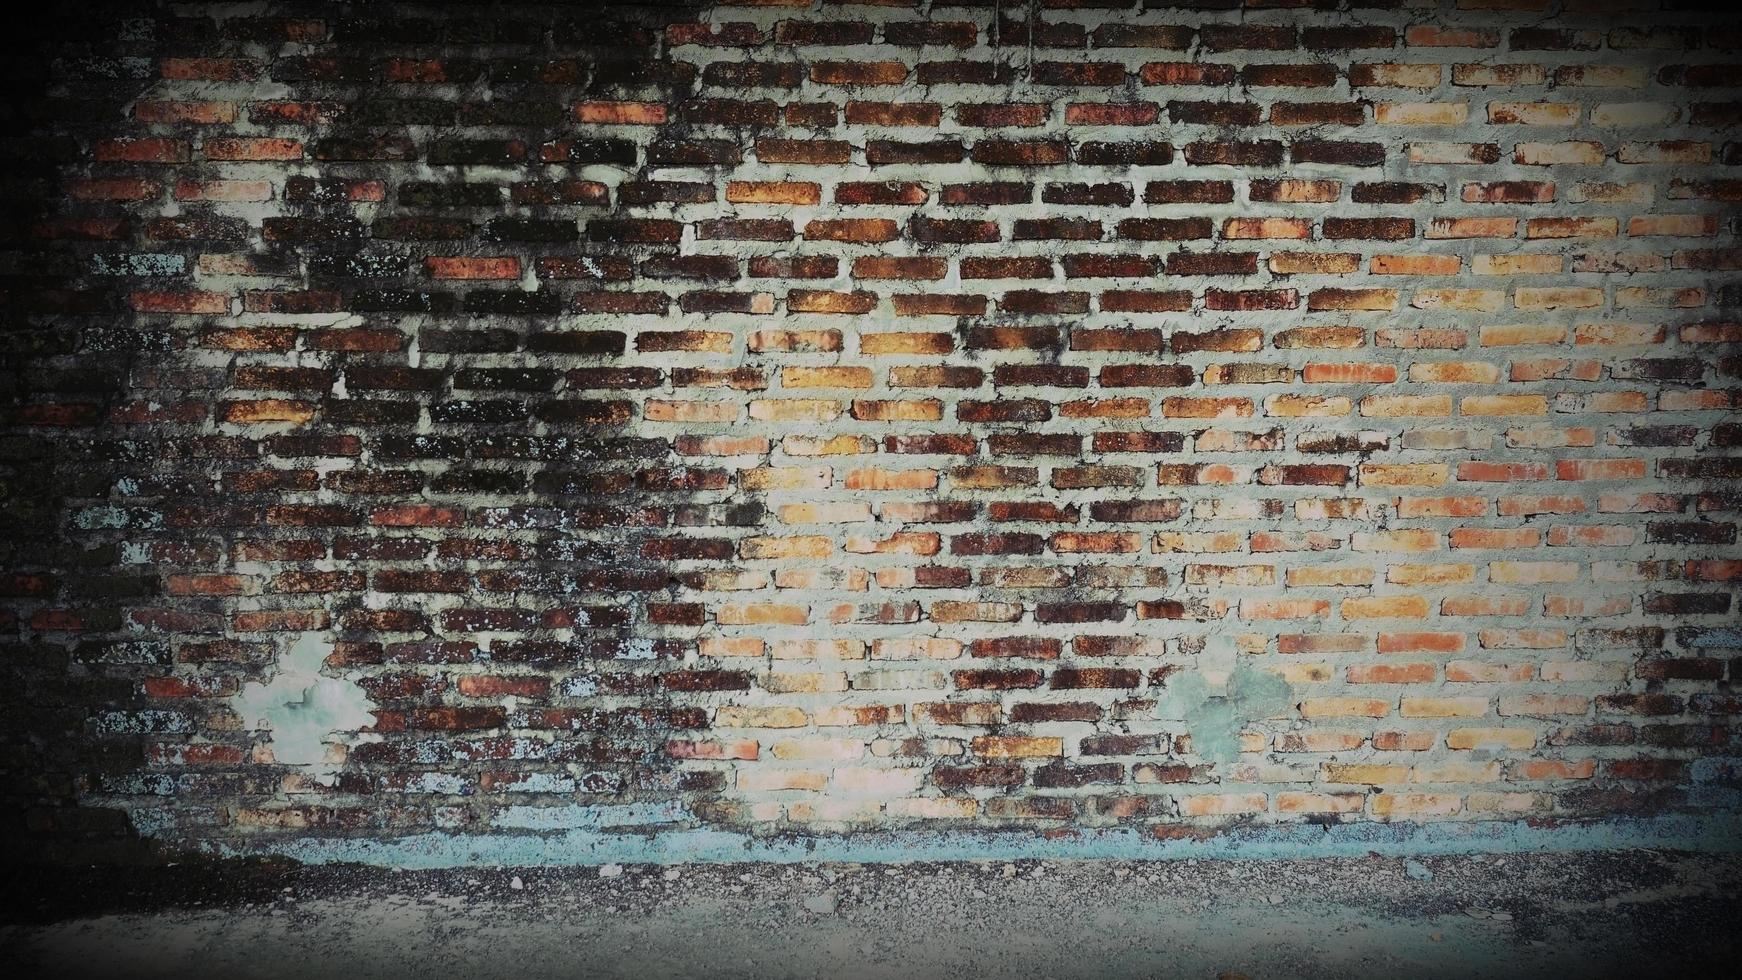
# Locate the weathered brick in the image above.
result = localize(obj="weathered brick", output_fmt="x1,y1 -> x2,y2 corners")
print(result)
6,0 -> 1736,858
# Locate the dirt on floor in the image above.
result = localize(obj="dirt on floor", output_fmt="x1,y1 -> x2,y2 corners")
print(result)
1,849 -> 1737,979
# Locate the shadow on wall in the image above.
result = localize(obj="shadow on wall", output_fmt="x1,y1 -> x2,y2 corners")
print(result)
1,4 -> 168,865
0,0 -> 728,867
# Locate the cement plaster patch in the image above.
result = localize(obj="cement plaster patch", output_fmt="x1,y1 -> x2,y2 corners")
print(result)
229,633 -> 377,782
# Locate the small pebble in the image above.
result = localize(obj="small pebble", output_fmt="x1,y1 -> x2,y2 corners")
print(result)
803,892 -> 839,915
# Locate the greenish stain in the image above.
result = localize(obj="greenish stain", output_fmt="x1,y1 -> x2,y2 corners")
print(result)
230,633 -> 377,783
1155,659 -> 1295,763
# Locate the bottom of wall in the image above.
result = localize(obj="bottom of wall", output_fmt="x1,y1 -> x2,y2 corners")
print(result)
188,813 -> 1742,869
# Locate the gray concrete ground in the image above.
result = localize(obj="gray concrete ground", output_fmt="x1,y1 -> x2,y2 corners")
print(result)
2,850 -> 1736,979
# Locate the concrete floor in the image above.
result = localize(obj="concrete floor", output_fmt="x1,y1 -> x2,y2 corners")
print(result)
2,850 -> 1737,979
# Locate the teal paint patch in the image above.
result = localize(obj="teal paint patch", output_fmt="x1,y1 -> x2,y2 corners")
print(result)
91,710 -> 193,735
89,252 -> 188,277
229,633 -> 377,783
190,813 -> 1742,869
72,505 -> 162,532
1156,657 -> 1294,763
1684,628 -> 1742,648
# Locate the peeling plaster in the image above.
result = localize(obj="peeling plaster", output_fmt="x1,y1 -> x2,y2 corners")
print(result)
1157,645 -> 1295,764
230,633 -> 377,783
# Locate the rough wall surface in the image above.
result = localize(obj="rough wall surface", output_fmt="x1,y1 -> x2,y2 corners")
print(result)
3,0 -> 1741,864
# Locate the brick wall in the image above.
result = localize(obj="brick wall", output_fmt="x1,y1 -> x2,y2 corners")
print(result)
3,0 -> 1740,862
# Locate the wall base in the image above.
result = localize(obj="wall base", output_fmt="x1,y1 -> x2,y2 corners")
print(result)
191,813 -> 1742,869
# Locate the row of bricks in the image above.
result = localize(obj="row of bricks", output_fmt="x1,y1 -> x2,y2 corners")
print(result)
23,594 -> 1740,634
117,727 -> 1740,761
88,700 -> 1715,741
35,559 -> 1724,593
110,390 -> 1742,420
27,601 -> 1740,638
32,552 -> 1741,592
40,9 -> 1742,51
169,732 -> 1727,774
70,260 -> 1742,298
72,216 -> 1735,246
98,288 -> 1742,318
59,476 -> 1742,518
105,756 -> 1705,792
43,486 -> 1742,523
128,657 -> 1730,700
52,462 -> 1742,497
49,461 -> 1742,493
130,757 -> 1701,792
29,395 -> 1742,426
17,590 -> 1739,628
105,56 -> 1742,89
69,352 -> 1736,389
63,542 -> 1742,584
34,374 -> 1739,402
97,281 -> 1742,311
36,321 -> 1732,353
102,97 -> 1742,131
120,669 -> 1720,710
70,135 -> 1741,165
43,459 -> 1742,492
131,670 -> 1730,710
97,19 -> 1742,55
45,627 -> 1710,665
99,354 -> 1728,386
60,179 -> 1742,210
68,96 -> 1742,137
